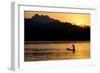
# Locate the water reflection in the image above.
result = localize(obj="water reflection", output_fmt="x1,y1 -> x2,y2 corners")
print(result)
24,42 -> 90,61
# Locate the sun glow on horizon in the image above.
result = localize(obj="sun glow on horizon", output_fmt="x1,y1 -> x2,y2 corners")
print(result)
24,11 -> 90,26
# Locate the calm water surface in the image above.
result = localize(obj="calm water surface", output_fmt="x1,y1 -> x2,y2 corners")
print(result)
24,42 -> 90,61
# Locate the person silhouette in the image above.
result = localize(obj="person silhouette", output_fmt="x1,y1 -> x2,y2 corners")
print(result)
72,44 -> 76,54
67,44 -> 76,54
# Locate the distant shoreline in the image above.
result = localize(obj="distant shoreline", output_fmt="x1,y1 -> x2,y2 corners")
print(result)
25,41 -> 90,44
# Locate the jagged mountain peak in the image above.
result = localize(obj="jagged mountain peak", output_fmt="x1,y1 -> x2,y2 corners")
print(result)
31,14 -> 57,23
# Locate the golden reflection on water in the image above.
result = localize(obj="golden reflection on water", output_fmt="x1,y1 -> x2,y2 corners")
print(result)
24,42 -> 90,61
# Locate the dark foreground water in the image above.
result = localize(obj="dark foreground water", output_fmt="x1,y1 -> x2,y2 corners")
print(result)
24,42 -> 90,61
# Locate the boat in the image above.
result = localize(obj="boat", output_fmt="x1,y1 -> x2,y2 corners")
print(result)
67,44 -> 76,54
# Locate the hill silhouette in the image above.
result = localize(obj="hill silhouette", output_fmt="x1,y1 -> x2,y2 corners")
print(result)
24,14 -> 90,41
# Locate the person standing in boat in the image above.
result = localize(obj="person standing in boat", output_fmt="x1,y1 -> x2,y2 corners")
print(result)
67,44 -> 76,54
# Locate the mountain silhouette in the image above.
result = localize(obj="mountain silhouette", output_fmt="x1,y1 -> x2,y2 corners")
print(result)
31,14 -> 57,23
24,14 -> 90,41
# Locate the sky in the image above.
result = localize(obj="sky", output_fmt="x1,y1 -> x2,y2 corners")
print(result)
24,11 -> 90,26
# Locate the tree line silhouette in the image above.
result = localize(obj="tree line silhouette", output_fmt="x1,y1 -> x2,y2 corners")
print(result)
24,14 -> 90,41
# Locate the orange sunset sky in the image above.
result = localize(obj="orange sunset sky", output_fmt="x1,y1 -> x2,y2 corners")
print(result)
24,11 -> 90,26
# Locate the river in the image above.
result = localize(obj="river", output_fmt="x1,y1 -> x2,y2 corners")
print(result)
24,41 -> 90,61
